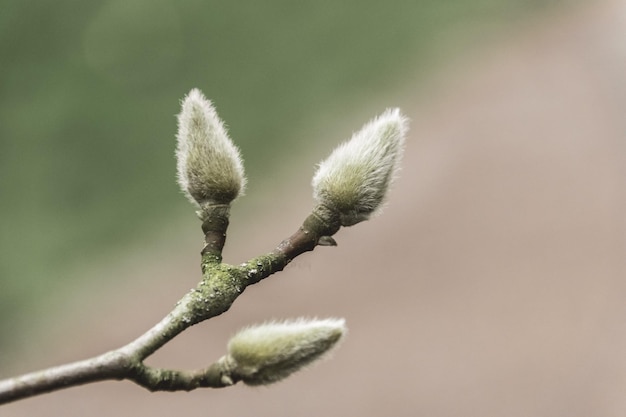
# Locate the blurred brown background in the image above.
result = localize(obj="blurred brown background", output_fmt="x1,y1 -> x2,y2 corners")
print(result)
3,0 -> 625,415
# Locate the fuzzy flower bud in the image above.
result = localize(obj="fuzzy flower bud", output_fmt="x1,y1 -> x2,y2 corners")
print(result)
224,318 -> 346,386
176,88 -> 246,208
312,108 -> 408,226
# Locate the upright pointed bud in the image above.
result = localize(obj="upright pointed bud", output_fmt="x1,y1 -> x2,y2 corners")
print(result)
176,89 -> 246,210
312,109 -> 408,226
223,318 -> 346,386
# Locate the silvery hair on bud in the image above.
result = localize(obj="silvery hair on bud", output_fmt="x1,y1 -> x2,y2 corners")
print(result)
176,88 -> 246,207
225,318 -> 346,386
312,108 -> 408,226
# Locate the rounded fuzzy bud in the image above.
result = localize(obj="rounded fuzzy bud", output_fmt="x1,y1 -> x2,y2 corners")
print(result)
312,109 -> 408,226
225,318 -> 346,386
176,88 -> 246,208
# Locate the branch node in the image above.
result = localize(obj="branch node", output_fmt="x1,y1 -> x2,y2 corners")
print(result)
317,236 -> 337,246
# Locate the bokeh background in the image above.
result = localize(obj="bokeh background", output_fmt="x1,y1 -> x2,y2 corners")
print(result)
2,0 -> 625,415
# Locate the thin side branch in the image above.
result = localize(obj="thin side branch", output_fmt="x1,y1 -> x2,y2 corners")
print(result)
127,361 -> 234,391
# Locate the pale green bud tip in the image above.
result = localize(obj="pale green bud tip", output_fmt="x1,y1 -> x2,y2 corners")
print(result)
312,108 -> 408,226
226,318 -> 346,386
175,88 -> 246,208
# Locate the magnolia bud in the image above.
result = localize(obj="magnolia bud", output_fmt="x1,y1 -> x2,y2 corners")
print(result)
225,318 -> 346,386
175,88 -> 246,209
312,108 -> 407,226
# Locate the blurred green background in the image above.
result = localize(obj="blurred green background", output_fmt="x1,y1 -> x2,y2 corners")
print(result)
1,0 -> 563,359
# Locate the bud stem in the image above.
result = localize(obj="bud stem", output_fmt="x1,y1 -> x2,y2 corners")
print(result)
273,207 -> 340,262
200,204 -> 231,265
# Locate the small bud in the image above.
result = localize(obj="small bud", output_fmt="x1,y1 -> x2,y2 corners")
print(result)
312,108 -> 408,226
225,318 -> 346,386
175,88 -> 246,209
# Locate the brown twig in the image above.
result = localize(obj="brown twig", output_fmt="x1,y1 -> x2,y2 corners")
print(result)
0,206 -> 341,405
